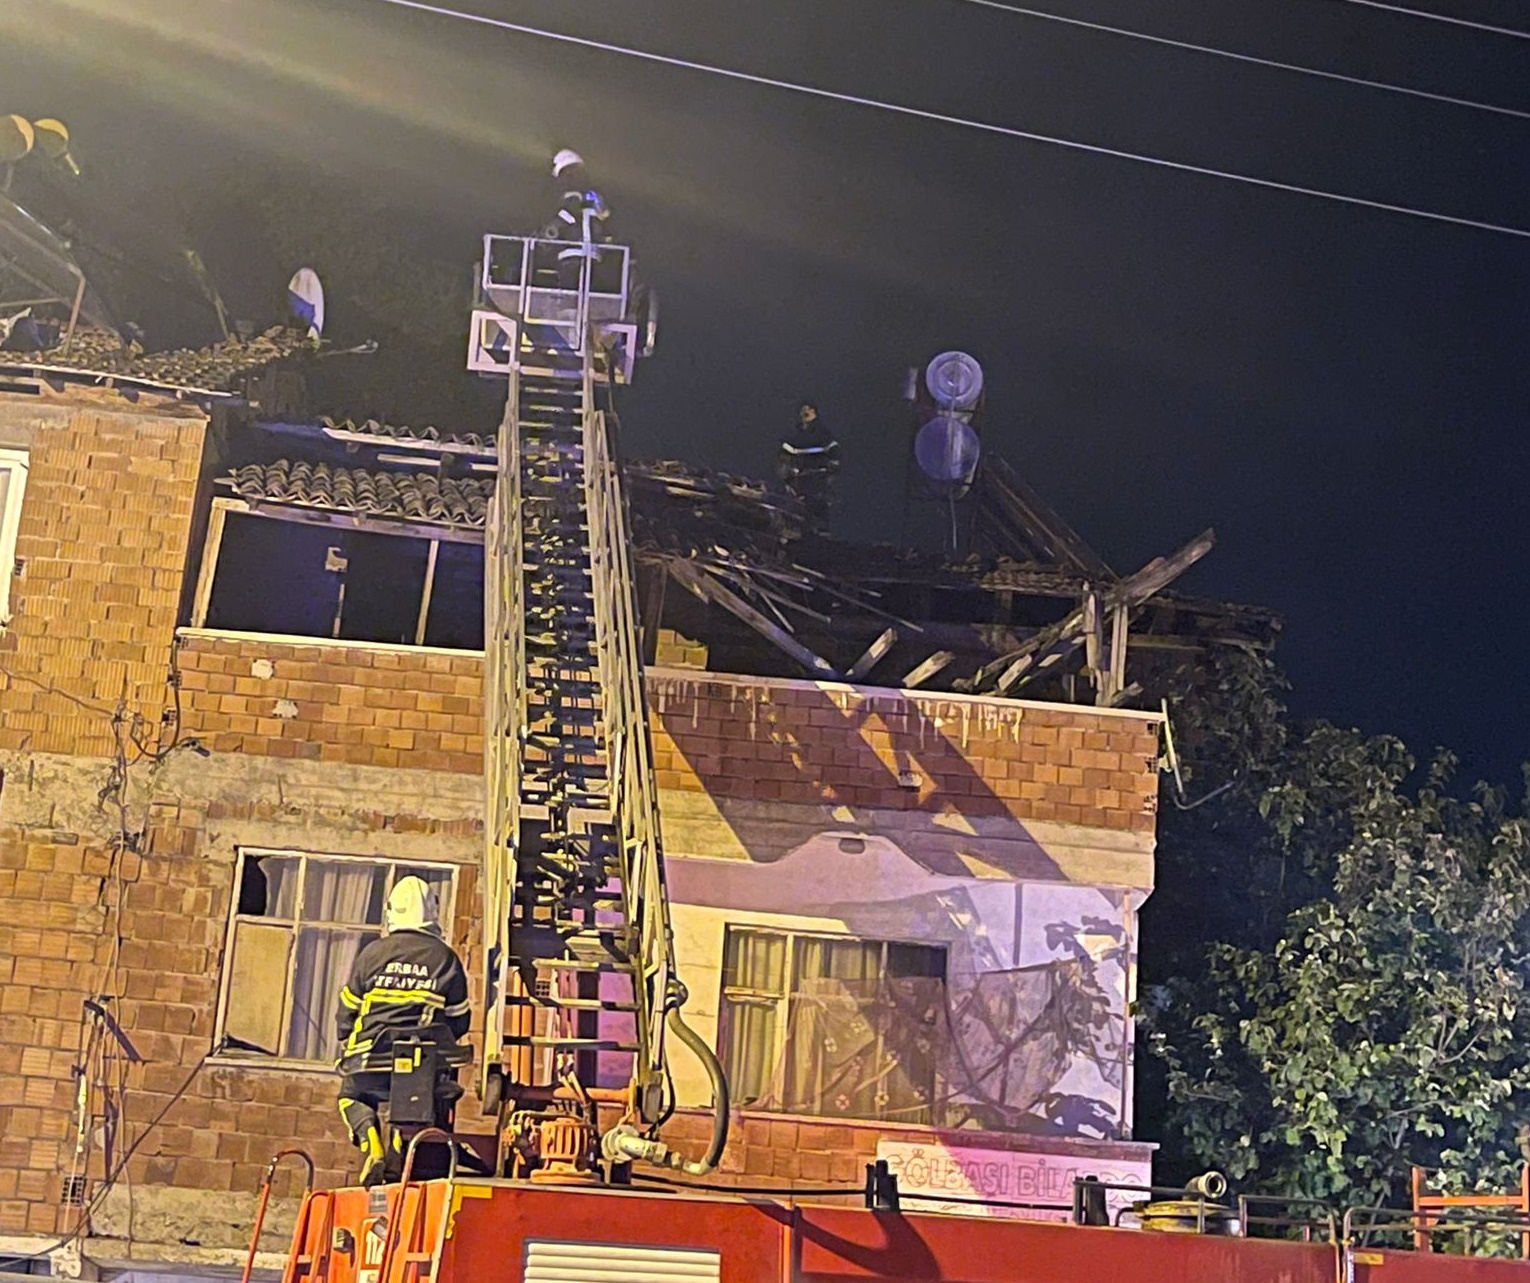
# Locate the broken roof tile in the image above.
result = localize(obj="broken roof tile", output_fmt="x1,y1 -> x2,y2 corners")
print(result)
222,460 -> 492,528
2,325 -> 313,392
318,416 -> 497,451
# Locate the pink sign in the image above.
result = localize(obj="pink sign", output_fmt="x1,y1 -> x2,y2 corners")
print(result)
876,1138 -> 1153,1223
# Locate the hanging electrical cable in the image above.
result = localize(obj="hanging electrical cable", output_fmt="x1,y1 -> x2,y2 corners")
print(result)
960,0 -> 1530,120
1327,0 -> 1530,41
369,0 -> 1530,242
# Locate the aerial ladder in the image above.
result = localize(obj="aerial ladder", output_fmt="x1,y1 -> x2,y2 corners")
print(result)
467,216 -> 727,1181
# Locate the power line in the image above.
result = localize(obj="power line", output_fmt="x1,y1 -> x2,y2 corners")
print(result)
1328,0 -> 1530,41
371,0 -> 1530,242
962,0 -> 1530,121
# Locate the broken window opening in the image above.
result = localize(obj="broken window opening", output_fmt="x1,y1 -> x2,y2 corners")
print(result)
217,850 -> 457,1064
200,509 -> 483,647
424,541 -> 485,650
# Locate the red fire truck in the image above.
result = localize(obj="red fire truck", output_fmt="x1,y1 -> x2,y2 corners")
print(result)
258,1144 -> 1530,1283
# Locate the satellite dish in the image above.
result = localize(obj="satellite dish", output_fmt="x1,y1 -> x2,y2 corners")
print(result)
30,119 -> 78,174
925,350 -> 983,411
0,116 -> 35,164
287,267 -> 325,339
914,412 -> 982,486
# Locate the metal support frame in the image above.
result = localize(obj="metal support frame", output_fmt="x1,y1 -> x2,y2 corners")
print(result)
1411,1163 -> 1530,1257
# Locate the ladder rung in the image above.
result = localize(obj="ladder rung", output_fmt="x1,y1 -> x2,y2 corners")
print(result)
506,996 -> 637,1012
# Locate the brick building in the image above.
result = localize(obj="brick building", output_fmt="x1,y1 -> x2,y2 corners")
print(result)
0,343 -> 1230,1280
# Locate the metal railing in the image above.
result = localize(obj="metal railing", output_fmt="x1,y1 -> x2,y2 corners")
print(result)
1236,1193 -> 1338,1244
1057,1175 -> 1530,1263
374,1129 -> 459,1283
1343,1203 -> 1530,1260
583,398 -> 673,1117
479,354 -> 526,1102
240,1149 -> 316,1283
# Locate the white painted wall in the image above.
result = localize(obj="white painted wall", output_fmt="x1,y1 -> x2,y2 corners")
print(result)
659,838 -> 1143,1141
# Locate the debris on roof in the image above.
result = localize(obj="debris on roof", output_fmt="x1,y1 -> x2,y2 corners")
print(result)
205,412 -> 1277,703
1,324 -> 314,394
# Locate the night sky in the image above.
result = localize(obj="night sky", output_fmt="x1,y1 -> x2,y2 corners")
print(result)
4,0 -> 1528,782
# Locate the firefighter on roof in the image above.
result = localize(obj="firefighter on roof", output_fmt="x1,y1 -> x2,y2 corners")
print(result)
336,876 -> 470,1186
778,402 -> 840,532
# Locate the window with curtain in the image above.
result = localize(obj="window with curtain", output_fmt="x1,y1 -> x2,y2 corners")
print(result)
719,928 -> 946,1125
217,849 -> 457,1064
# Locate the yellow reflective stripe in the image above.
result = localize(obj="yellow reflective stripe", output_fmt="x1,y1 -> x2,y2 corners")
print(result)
342,985 -> 452,1056
339,987 -> 362,1010
361,988 -> 445,1010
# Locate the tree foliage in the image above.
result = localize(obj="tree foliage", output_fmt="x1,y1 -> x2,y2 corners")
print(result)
1140,650 -> 1530,1208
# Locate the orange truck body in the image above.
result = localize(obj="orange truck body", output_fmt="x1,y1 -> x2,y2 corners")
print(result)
274,1178 -> 1530,1283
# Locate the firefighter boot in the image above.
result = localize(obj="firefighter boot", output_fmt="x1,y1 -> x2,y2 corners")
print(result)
358,1125 -> 386,1188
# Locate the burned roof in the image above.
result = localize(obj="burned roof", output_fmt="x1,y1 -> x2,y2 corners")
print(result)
312,416 -> 807,520
0,325 -> 313,395
212,413 -> 1278,702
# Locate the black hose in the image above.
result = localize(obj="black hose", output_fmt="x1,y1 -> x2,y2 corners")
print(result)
666,1007 -> 730,1171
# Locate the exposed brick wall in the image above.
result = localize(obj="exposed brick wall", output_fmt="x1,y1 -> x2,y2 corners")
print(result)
176,635 -> 484,773
0,791 -> 485,1237
0,398 -> 205,758
177,634 -> 1160,835
647,673 -> 1160,834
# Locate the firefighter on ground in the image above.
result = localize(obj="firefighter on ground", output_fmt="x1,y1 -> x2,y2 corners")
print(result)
778,402 -> 840,532
336,876 -> 470,1186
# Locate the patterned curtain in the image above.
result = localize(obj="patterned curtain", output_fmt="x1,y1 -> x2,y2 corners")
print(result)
286,862 -> 382,1060
744,960 -> 1121,1132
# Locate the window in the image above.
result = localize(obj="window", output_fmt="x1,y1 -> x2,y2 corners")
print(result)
198,509 -> 485,649
0,447 -> 28,624
719,927 -> 946,1125
216,849 -> 457,1065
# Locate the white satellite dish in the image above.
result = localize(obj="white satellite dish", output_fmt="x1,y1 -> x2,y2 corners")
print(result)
914,412 -> 982,486
287,267 -> 325,339
925,350 -> 983,412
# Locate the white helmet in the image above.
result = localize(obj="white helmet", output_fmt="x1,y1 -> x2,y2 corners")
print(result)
385,875 -> 442,935
552,148 -> 585,177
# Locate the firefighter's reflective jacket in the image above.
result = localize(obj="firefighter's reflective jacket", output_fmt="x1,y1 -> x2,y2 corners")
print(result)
335,929 -> 470,1072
